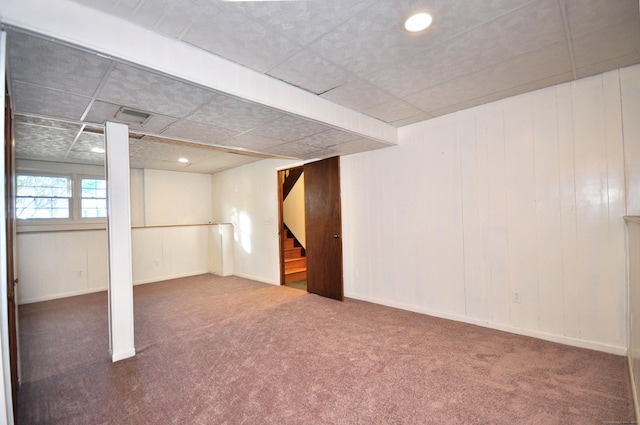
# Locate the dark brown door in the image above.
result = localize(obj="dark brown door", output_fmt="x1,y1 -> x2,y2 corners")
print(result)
304,156 -> 343,301
4,96 -> 18,415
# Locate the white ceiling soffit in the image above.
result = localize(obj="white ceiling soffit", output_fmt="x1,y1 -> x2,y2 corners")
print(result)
0,0 -> 397,146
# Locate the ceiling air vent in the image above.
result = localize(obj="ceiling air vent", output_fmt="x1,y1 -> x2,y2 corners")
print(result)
114,107 -> 152,125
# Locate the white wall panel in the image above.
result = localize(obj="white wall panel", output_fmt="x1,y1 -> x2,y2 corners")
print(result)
211,158 -> 299,285
143,169 -> 212,226
17,230 -> 108,303
131,226 -> 209,285
341,67 -> 638,354
531,87 -> 564,336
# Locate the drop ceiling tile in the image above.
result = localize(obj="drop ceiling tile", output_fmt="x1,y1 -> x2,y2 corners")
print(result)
181,4 -> 301,73
267,50 -> 351,95
309,0 -> 541,77
14,122 -> 77,162
391,113 -> 433,127
129,157 -> 191,172
221,133 -> 284,152
14,115 -> 82,131
428,72 -> 573,118
332,136 -> 394,156
321,80 -> 396,112
107,0 -> 143,18
297,128 -> 363,148
565,0 -> 639,38
125,0 -> 167,29
309,1 -> 434,76
361,99 -> 425,123
67,132 -> 105,165
130,137 -> 222,163
571,18 -> 640,73
576,52 -> 640,81
366,0 -> 566,98
261,142 -> 323,159
70,0 -> 119,13
161,120 -> 240,145
247,115 -> 331,142
187,93 -> 285,132
165,151 -> 262,174
406,42 -> 572,114
227,0 -> 375,46
85,100 -> 178,132
97,63 -> 214,118
12,82 -> 92,121
7,31 -> 112,97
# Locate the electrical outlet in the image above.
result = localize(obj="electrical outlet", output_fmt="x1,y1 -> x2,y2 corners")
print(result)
512,292 -> 521,303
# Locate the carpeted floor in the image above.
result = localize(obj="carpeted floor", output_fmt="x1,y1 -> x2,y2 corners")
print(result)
17,274 -> 635,424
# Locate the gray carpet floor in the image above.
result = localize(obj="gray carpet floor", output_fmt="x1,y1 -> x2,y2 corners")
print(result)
17,274 -> 635,424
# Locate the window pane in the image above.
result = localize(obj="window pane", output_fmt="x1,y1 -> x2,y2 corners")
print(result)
81,178 -> 107,218
17,175 -> 71,198
16,175 -> 72,220
81,178 -> 106,198
16,197 -> 69,219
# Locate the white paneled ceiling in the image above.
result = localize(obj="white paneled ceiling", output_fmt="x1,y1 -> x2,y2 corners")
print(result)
4,0 -> 640,173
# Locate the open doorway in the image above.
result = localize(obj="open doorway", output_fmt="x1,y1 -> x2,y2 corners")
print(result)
278,157 -> 344,301
278,166 -> 307,291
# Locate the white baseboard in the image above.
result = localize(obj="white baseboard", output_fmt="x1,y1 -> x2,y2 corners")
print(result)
132,270 -> 209,286
17,271 -> 211,304
111,348 -> 136,362
345,291 -> 627,356
233,272 -> 278,286
18,287 -> 108,305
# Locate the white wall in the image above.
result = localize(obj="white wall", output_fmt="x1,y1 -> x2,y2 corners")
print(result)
142,169 -> 213,226
341,66 -> 640,354
212,158 -> 298,284
17,168 -> 214,304
283,173 -> 305,247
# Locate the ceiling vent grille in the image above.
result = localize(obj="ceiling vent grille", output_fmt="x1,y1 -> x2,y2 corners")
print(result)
115,107 -> 152,125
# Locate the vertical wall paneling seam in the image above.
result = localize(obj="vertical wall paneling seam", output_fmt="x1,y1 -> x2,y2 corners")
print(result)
570,80 -> 580,338
459,114 -> 469,317
501,103 -> 514,325
531,96 -> 542,331
618,70 -> 629,217
554,87 -> 568,335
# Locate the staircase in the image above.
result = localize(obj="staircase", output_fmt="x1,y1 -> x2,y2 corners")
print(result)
283,228 -> 306,283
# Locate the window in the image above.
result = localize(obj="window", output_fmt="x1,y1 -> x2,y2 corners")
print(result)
16,175 -> 72,219
16,173 -> 107,221
81,178 -> 107,218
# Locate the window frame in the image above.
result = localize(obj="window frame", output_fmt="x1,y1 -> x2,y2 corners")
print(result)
16,172 -> 107,225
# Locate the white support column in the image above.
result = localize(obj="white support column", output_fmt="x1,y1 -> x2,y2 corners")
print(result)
105,121 -> 135,362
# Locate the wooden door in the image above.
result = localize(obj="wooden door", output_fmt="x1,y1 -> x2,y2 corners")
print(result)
4,96 -> 18,415
304,157 -> 343,301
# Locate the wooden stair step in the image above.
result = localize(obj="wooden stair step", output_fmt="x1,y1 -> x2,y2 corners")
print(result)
284,247 -> 303,260
285,257 -> 306,271
285,268 -> 307,283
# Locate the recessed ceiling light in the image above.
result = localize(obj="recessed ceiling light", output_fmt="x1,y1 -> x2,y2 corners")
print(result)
405,12 -> 432,32
91,147 -> 105,154
178,158 -> 189,163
